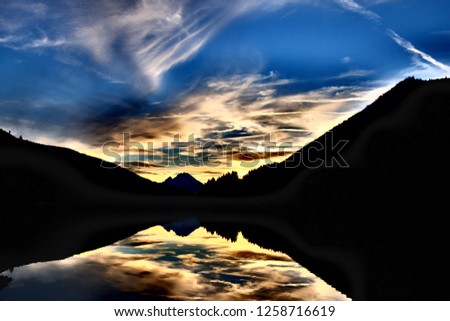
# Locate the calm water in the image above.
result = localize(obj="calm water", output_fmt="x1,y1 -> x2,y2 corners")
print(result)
0,225 -> 349,300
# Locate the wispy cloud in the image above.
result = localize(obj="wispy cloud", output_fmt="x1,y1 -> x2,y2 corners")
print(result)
0,1 -> 47,32
0,33 -> 65,50
388,30 -> 450,73
334,0 -> 380,21
432,30 -> 450,36
0,36 -> 14,43
328,69 -> 374,80
241,0 -> 317,11
68,0 -> 315,92
335,0 -> 450,77
12,2 -> 47,16
21,35 -> 65,49
341,56 -> 352,64
361,0 -> 395,6
69,1 -> 225,91
0,0 -> 312,93
0,1 -> 47,16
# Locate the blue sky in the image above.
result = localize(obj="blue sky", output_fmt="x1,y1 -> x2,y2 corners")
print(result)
1,0 -> 450,181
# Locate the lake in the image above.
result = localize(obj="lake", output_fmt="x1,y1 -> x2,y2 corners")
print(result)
0,224 -> 349,300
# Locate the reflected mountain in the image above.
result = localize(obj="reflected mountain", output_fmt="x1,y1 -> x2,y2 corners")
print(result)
163,218 -> 201,237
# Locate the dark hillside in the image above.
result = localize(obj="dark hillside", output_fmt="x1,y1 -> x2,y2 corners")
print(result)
0,129 -> 184,203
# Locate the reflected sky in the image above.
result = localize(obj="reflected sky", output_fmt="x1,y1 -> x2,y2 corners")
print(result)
0,226 -> 349,300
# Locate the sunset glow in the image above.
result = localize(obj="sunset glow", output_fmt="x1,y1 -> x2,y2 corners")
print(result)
1,0 -> 449,182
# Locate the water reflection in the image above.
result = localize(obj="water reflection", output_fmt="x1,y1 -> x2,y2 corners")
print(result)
0,226 -> 349,300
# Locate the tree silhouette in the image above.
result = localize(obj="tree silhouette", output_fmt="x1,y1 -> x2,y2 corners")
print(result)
200,171 -> 242,196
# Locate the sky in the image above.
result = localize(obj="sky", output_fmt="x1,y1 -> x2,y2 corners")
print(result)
1,0 -> 450,182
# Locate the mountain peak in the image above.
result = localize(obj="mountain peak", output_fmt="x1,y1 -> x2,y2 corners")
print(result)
164,172 -> 203,194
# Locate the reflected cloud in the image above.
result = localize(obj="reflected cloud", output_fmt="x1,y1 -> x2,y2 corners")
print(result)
0,226 -> 349,300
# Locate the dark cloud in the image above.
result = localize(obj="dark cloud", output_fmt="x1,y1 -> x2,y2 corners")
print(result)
79,113 -> 182,147
232,150 -> 293,162
251,114 -> 310,130
116,240 -> 163,247
221,129 -> 257,139
0,91 -> 182,147
260,101 -> 319,112
202,170 -> 224,175
200,120 -> 234,134
124,161 -> 166,168
204,128 -> 261,140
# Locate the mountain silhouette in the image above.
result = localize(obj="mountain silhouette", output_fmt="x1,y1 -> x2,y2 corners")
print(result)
164,173 -> 203,194
200,77 -> 450,299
